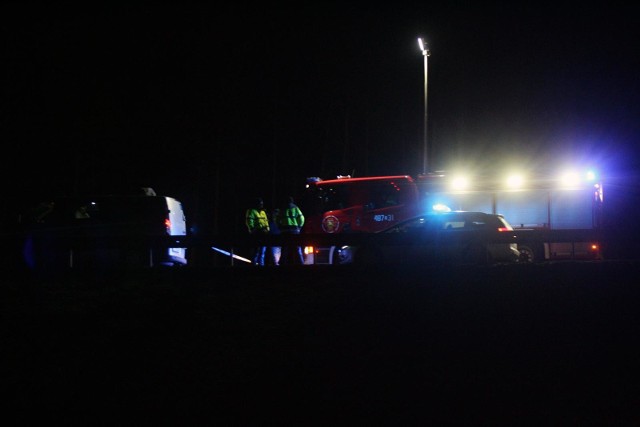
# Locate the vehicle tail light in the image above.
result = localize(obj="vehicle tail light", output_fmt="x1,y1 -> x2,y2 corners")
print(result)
165,218 -> 171,234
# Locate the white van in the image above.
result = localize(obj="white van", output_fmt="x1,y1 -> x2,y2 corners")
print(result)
163,195 -> 188,265
21,190 -> 188,270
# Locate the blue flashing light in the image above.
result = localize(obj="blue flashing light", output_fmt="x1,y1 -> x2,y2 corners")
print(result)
432,203 -> 451,213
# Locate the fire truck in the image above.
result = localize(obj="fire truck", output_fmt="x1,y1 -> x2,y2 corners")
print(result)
300,175 -> 423,264
300,168 -> 603,264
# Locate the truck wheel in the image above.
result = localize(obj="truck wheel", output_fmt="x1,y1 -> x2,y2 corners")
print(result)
336,246 -> 354,264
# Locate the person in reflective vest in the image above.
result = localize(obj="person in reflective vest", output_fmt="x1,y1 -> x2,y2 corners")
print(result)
246,197 -> 270,266
280,196 -> 305,264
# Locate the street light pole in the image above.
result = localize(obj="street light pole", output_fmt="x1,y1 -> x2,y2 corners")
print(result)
418,38 -> 430,174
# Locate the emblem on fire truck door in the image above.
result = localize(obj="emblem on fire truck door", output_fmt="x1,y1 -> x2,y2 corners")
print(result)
322,215 -> 339,233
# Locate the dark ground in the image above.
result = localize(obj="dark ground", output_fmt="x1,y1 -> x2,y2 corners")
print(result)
3,261 -> 640,425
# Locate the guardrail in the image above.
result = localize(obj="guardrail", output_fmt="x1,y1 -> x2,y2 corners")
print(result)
2,228 -> 637,271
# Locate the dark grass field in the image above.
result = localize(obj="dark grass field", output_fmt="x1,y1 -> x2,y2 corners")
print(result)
3,261 -> 640,424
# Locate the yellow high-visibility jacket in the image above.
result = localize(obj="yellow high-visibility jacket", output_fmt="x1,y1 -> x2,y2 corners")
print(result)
246,208 -> 269,233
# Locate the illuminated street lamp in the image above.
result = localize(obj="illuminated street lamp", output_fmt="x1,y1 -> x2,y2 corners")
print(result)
418,37 -> 430,174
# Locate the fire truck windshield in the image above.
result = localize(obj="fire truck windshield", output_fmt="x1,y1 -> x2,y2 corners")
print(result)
301,185 -> 349,216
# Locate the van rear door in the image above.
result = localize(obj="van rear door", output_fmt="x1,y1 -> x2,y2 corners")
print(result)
165,196 -> 187,265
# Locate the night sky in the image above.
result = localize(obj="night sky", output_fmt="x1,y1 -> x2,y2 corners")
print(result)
4,3 -> 640,233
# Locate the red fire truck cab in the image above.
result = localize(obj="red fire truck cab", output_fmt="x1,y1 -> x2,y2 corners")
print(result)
300,175 -> 422,264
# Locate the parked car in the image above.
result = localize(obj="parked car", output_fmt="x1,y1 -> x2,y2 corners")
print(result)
20,190 -> 187,271
337,211 -> 521,266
